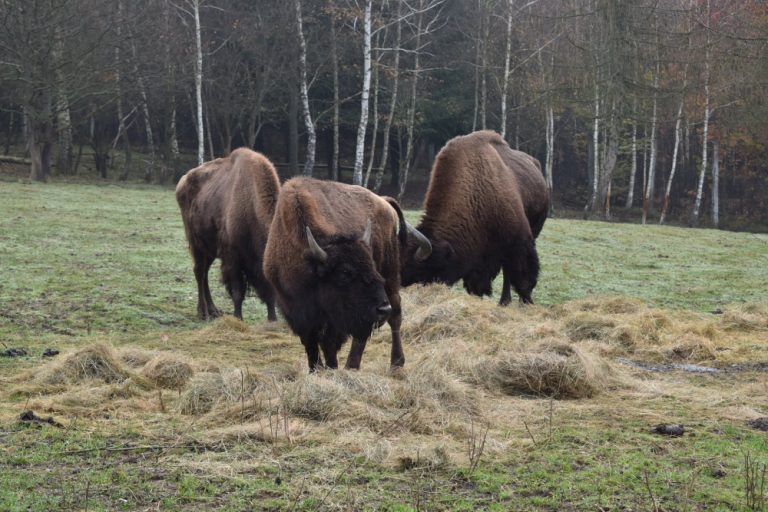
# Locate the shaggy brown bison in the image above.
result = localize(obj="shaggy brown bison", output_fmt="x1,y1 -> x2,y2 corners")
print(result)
176,148 -> 280,321
400,130 -> 549,305
263,177 -> 430,371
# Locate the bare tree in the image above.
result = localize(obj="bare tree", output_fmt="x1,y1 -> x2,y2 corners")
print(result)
295,0 -> 316,176
352,0 -> 373,185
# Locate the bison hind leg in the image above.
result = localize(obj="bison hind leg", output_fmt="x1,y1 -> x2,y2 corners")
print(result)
221,259 -> 247,319
192,249 -> 220,320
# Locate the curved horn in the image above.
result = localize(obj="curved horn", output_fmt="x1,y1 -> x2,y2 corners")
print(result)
361,219 -> 372,247
305,226 -> 328,263
406,222 -> 432,261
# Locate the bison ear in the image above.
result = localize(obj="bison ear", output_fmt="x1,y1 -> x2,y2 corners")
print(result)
361,219 -> 372,247
305,226 -> 328,263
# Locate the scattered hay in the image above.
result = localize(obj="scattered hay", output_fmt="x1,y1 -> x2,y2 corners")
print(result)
560,296 -> 645,315
178,368 -> 262,415
563,313 -> 617,342
666,334 -> 716,362
207,315 -> 251,334
721,303 -> 768,331
31,344 -> 135,387
141,353 -> 195,390
477,343 -> 607,399
282,374 -> 344,421
120,348 -> 158,368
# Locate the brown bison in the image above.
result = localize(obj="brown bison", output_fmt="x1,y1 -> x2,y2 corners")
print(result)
400,130 -> 549,305
263,177 -> 430,371
176,148 -> 280,321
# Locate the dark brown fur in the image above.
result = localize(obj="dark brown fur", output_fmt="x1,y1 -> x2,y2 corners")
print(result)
175,148 -> 280,321
400,130 -> 549,304
263,177 -> 412,371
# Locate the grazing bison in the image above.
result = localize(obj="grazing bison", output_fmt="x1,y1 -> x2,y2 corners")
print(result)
176,148 -> 279,321
263,177 -> 431,371
400,130 -> 549,305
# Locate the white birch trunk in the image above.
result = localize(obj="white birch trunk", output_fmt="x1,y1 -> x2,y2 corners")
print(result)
626,117 -> 637,209
545,105 -> 554,214
352,0 -> 372,185
193,0 -> 204,166
692,1 -> 711,226
642,64 -> 659,225
364,34 -> 381,188
53,26 -> 72,175
585,81 -> 600,214
500,0 -> 513,139
374,8 -> 401,193
295,0 -> 316,176
480,8 -> 488,131
472,0 -> 481,132
711,138 -> 719,228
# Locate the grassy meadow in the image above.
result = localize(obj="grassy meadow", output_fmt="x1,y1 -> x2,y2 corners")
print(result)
1,179 -> 767,511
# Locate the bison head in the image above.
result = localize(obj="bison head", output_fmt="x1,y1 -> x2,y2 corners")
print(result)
304,223 -> 391,340
400,227 -> 462,288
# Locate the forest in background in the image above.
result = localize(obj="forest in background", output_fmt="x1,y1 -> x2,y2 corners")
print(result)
1,0 -> 767,230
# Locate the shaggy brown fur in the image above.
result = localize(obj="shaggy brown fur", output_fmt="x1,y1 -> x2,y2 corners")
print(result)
263,177 -> 417,371
400,130 -> 549,305
176,148 -> 280,321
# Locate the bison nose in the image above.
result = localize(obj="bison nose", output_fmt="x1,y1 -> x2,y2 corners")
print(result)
376,303 -> 392,322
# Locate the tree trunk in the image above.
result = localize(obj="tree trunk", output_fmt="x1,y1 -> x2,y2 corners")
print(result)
374,5 -> 402,193
659,96 -> 685,225
691,0 -> 711,227
545,105 -> 554,215
472,0 -> 481,132
626,116 -> 637,209
330,3 -> 340,181
500,0 -> 513,139
193,0 -> 204,166
53,27 -> 72,175
352,0 -> 372,185
584,82 -> 600,216
711,138 -> 719,228
479,3 -> 489,131
4,110 -> 13,155
115,0 -> 132,181
205,104 -> 215,161
288,84 -> 299,175
295,0 -> 316,177
642,62 -> 659,225
600,100 -> 618,219
398,5 -> 423,201
363,32 -> 381,188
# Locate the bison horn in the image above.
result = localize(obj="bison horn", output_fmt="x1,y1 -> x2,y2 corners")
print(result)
361,219 -> 372,247
305,226 -> 328,263
406,222 -> 432,261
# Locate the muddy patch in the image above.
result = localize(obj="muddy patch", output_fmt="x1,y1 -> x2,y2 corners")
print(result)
617,358 -> 768,374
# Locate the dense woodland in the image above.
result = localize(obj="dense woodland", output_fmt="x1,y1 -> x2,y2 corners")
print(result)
1,0 -> 767,229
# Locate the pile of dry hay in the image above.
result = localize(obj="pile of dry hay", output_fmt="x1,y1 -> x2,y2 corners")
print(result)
9,286 -> 766,462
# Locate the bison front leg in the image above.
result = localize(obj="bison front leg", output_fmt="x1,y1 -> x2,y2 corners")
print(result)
387,292 -> 405,369
300,334 -> 323,372
499,268 -> 513,306
345,338 -> 368,370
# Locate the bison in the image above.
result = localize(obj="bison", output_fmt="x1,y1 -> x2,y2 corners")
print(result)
263,177 -> 431,371
175,148 -> 280,321
400,130 -> 549,305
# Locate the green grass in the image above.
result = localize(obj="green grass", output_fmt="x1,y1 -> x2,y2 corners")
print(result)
1,180 -> 767,511
1,180 -> 765,345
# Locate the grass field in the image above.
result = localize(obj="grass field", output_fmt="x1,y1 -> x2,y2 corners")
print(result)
1,180 -> 767,511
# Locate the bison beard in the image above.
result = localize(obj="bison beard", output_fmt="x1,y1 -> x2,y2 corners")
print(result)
175,148 -> 279,321
400,130 -> 548,305
264,178 -> 424,371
